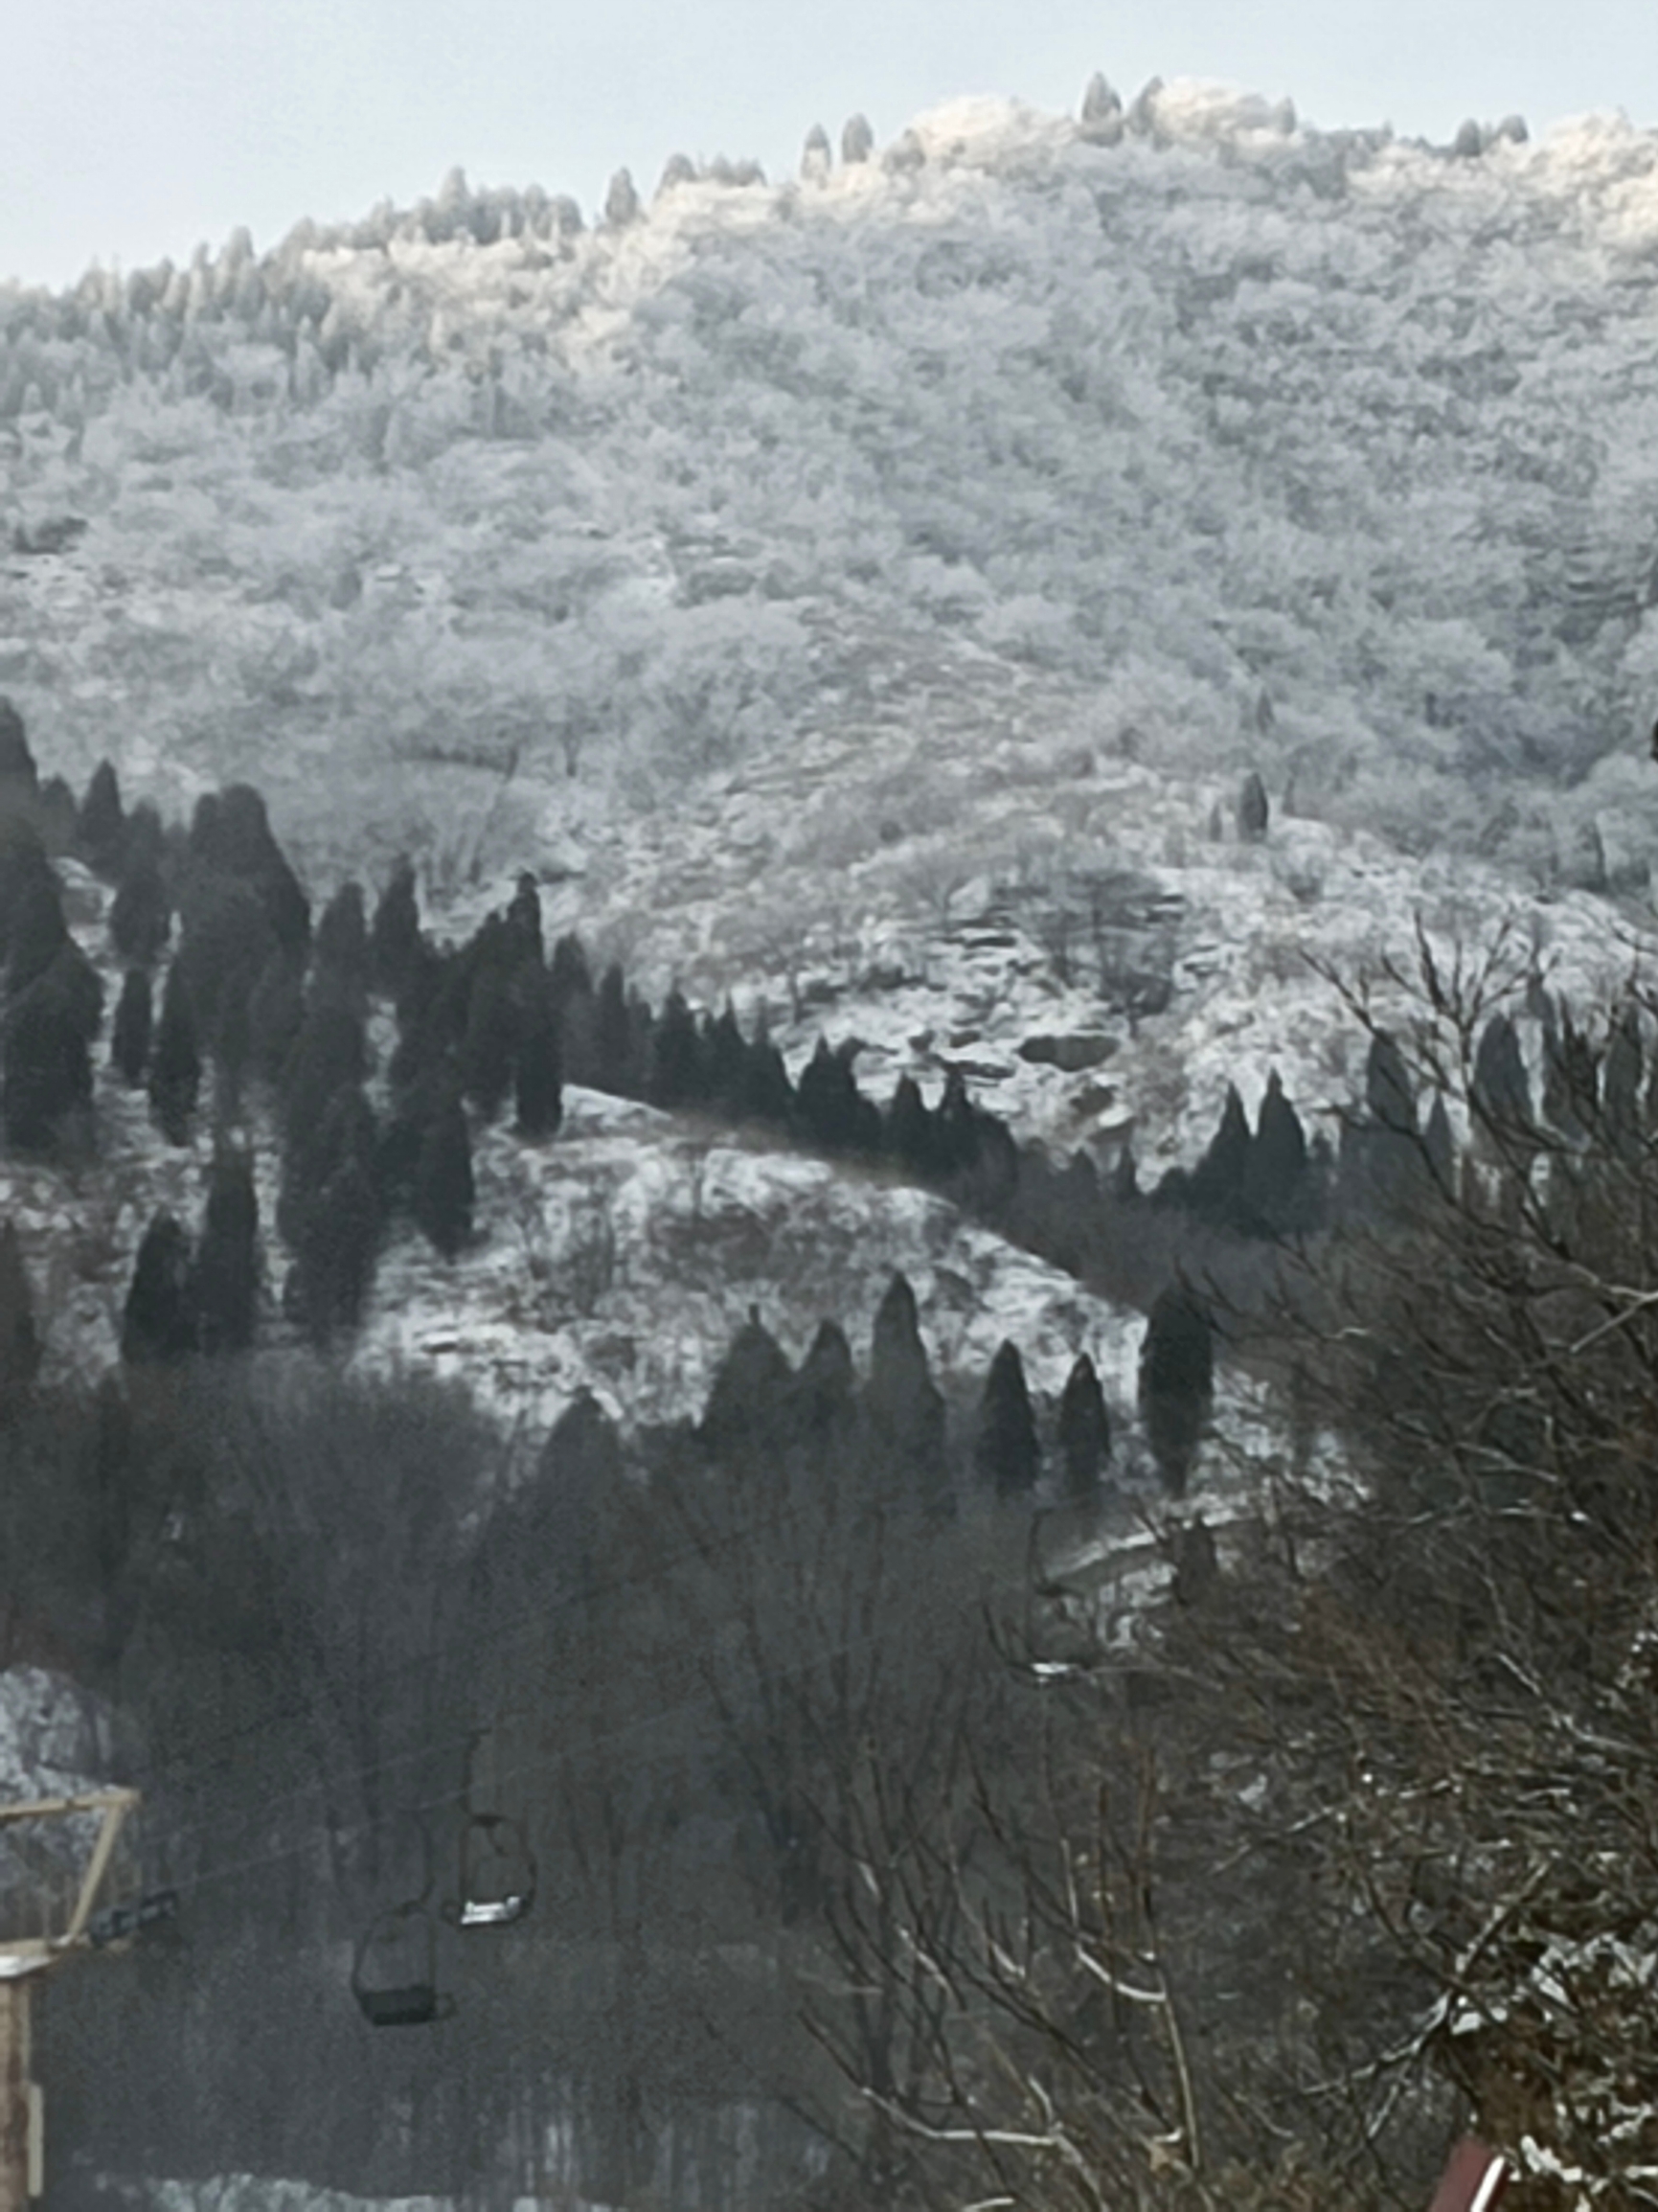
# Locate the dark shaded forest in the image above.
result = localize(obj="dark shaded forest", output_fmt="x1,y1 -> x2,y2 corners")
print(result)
10,703 -> 1658,2208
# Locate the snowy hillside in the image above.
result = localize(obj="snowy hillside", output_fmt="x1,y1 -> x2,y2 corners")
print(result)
4,80 -> 1658,894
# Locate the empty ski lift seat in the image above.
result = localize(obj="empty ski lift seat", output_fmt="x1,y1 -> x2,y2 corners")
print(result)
446,1813 -> 536,1930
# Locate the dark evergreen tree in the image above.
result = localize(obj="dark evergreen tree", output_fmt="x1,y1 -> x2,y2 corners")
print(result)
7,868 -> 70,993
247,948 -> 306,1090
1243,1070 -> 1310,1233
548,933 -> 596,1083
2,964 -> 96,1151
193,1146 -> 259,1355
796,1038 -> 863,1152
108,846 -> 171,967
192,783 -> 310,953
505,872 -> 543,968
1472,1012 -> 1533,1142
314,880 -> 370,1001
76,760 -> 125,878
974,1340 -> 1040,1500
786,1318 -> 856,1454
413,1087 -> 474,1258
0,696 -> 38,815
1188,1083 -> 1252,1225
593,963 -> 637,1095
514,972 -> 564,1140
175,876 -> 277,1092
885,1074 -> 939,1179
0,1220 -> 41,1421
148,964 -> 202,1146
0,824 -> 55,967
1139,1285 -> 1214,1494
702,1307 -> 794,1461
285,1152 -> 380,1345
33,777 -> 72,851
867,1271 -> 948,1512
1237,768 -> 1270,842
702,1004 -> 748,1115
460,962 -> 515,1122
517,1387 -> 625,1604
121,1210 -> 196,1364
934,1068 -> 980,1182
1365,1031 -> 1417,1133
650,990 -> 705,1109
738,1022 -> 795,1126
369,857 -> 423,1002
1056,1353 -> 1110,1501
111,967 -> 152,1085
281,988 -> 368,1152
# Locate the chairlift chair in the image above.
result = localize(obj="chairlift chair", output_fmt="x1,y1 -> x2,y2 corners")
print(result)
445,1813 -> 536,1930
352,1899 -> 455,2028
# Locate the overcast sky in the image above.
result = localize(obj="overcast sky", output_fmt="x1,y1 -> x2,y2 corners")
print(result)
4,0 -> 1655,290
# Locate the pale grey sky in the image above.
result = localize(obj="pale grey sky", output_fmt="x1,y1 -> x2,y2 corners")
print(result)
3,0 -> 1654,290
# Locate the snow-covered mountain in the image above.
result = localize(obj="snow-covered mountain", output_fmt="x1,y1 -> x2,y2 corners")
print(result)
4,80 -> 1658,894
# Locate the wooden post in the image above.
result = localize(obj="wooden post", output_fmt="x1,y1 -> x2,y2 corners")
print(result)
0,1976 -> 34,2212
0,1791 -> 141,2210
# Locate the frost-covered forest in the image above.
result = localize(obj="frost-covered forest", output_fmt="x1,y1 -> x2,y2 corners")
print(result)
5,80 -> 1658,885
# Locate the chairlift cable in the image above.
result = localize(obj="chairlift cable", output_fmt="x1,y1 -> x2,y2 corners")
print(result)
113,1471 -> 912,1873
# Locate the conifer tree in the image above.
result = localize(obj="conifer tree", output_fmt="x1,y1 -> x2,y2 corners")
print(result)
787,1318 -> 856,1454
650,989 -> 704,1109
514,973 -> 564,1140
0,696 -> 38,817
1365,1031 -> 1417,1133
1188,1083 -> 1252,1225
111,967 -> 152,1085
1139,1285 -> 1214,1494
369,857 -> 423,1002
2,962 -> 96,1151
413,1087 -> 474,1258
703,1004 -> 748,1115
885,1074 -> 938,1179
1243,1070 -> 1310,1234
109,846 -> 171,967
460,961 -> 515,1122
76,760 -> 125,878
314,880 -> 370,1001
549,931 -> 593,1007
974,1340 -> 1040,1500
868,1271 -> 948,1512
148,964 -> 201,1145
934,1067 -> 980,1182
0,1220 -> 41,1421
1471,1013 -> 1533,1141
702,1307 -> 794,1461
505,872 -> 543,968
738,1023 -> 795,1126
280,987 -> 368,1154
7,870 -> 70,993
193,1146 -> 260,1355
286,1151 -> 380,1344
1056,1353 -> 1110,1500
247,948 -> 306,1090
796,1038 -> 861,1152
122,1211 -> 196,1363
593,963 -> 637,1096
1237,768 -> 1270,842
